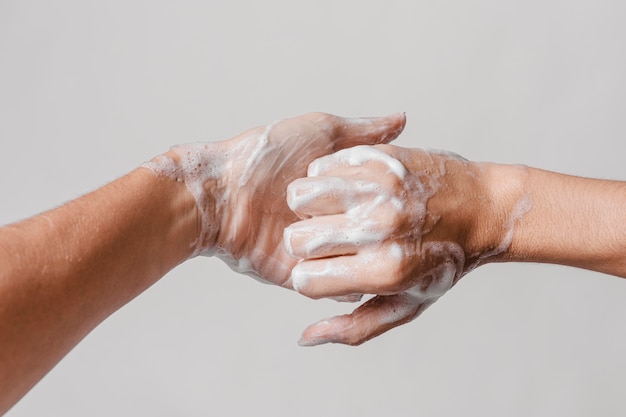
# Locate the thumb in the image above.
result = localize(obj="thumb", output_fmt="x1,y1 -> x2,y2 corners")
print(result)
298,293 -> 430,347
331,112 -> 406,150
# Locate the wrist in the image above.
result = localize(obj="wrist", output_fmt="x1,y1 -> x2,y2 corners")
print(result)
472,162 -> 531,265
134,168 -> 200,266
142,141 -> 228,258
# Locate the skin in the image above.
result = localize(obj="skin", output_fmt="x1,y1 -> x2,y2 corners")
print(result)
286,145 -> 626,346
2,111 -> 625,410
0,112 -> 406,414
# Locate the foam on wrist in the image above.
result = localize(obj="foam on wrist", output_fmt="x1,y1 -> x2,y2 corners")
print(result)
142,142 -> 226,257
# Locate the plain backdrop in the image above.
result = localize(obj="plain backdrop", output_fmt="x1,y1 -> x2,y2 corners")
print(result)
1,1 -> 626,416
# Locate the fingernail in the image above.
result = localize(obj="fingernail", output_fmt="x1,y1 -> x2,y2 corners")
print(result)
297,319 -> 336,347
286,181 -> 307,213
283,226 -> 296,257
290,263 -> 308,293
297,336 -> 329,347
307,158 -> 324,177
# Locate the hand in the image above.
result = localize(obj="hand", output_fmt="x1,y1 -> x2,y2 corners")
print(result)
285,144 -> 530,345
143,113 -> 406,287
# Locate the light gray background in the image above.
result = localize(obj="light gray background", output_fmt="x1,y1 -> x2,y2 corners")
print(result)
1,0 -> 626,416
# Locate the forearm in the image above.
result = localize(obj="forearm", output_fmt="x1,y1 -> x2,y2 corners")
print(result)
494,166 -> 626,277
0,168 -> 197,413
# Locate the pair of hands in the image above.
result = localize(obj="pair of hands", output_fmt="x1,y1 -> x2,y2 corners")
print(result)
149,113 -> 504,346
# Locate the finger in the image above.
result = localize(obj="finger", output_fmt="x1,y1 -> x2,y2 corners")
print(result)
328,293 -> 364,303
307,145 -> 407,180
290,245 -> 403,297
332,113 -> 406,150
298,293 -> 430,346
286,176 -> 382,218
284,215 -> 386,259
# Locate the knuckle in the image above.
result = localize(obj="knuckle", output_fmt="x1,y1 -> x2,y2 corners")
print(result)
373,143 -> 394,154
303,112 -> 335,127
378,258 -> 409,294
387,208 -> 405,230
345,338 -> 364,347
374,273 -> 401,294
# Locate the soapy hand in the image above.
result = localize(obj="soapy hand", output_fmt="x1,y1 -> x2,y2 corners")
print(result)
143,113 -> 406,287
285,145 -> 524,346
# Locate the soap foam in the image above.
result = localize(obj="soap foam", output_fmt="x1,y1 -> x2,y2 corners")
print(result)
294,149 -> 535,345
290,147 -> 474,342
237,121 -> 279,187
308,145 -> 407,179
287,177 -> 382,215
142,143 -> 228,257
